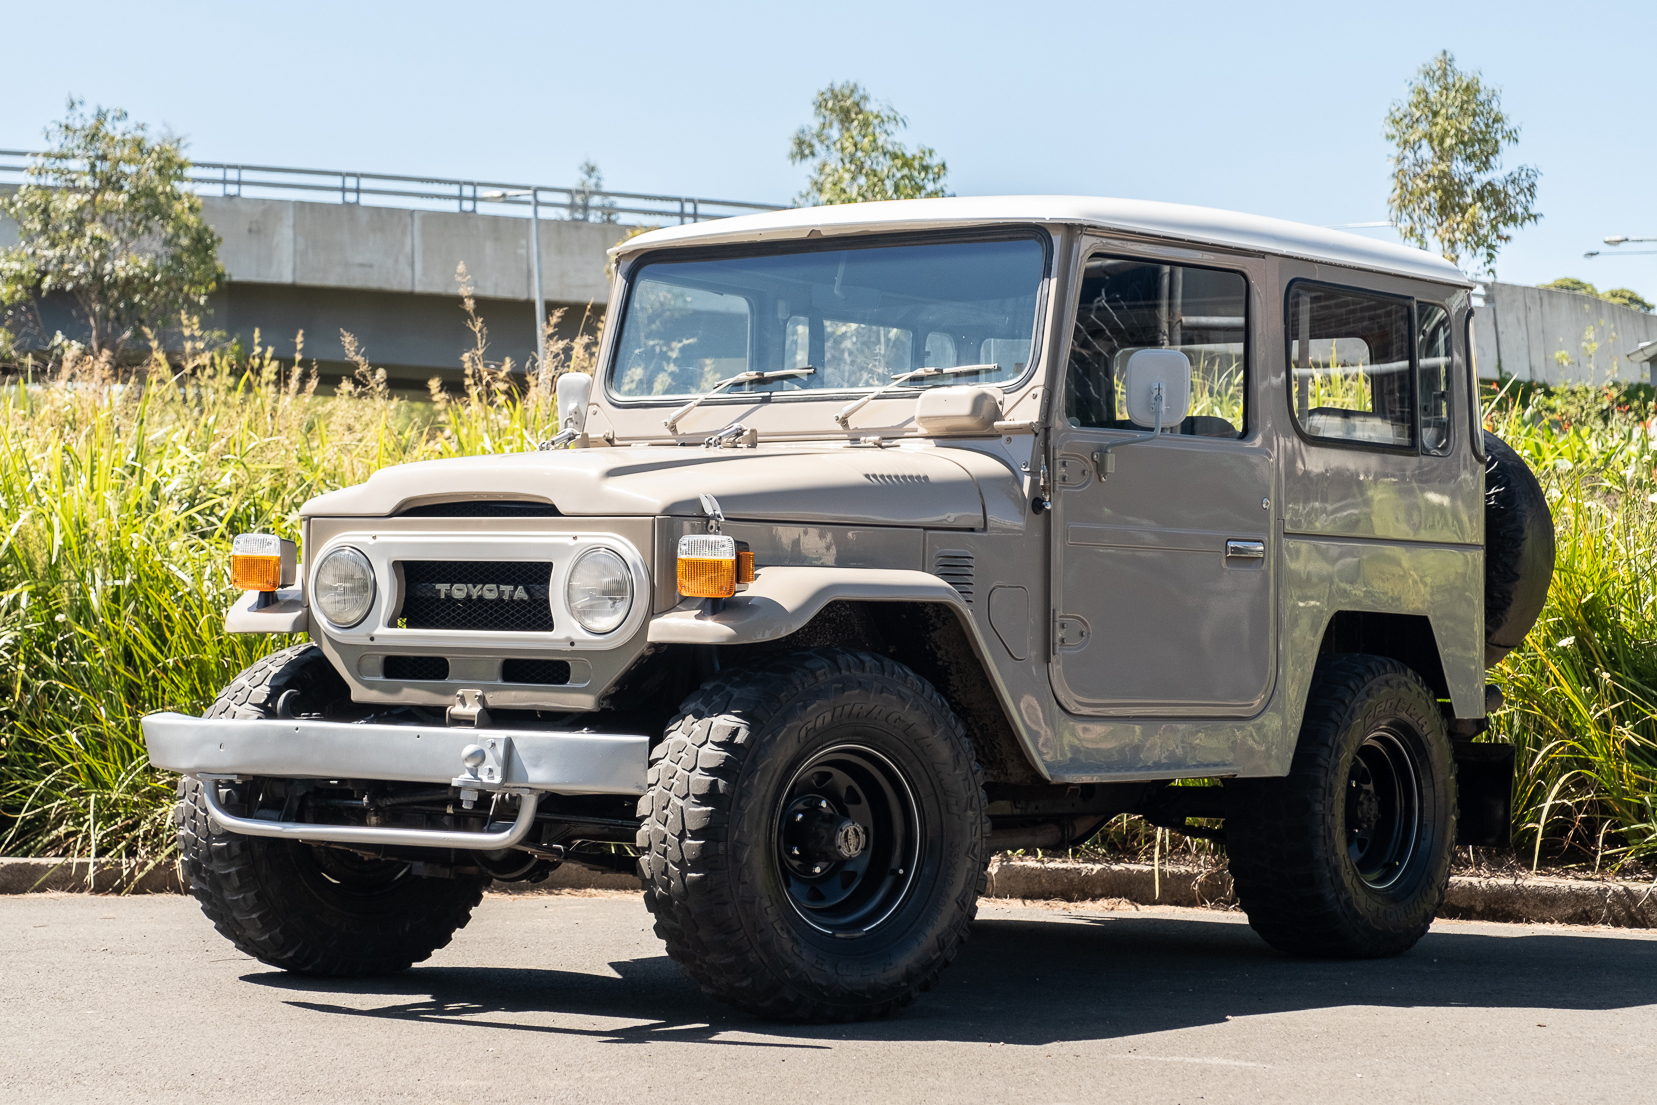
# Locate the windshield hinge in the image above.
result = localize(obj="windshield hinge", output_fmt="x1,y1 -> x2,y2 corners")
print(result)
704,424 -> 758,449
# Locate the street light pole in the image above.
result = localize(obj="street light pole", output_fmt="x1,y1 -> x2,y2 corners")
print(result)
530,187 -> 546,374
483,187 -> 549,375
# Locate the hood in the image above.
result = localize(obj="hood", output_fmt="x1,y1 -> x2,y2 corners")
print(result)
301,446 -> 987,529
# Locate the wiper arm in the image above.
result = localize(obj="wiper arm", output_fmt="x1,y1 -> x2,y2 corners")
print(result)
834,363 -> 998,429
663,367 -> 815,433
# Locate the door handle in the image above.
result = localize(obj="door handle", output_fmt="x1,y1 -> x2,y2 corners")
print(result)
1225,539 -> 1266,559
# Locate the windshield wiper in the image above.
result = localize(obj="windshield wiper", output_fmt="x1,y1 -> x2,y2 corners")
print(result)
833,363 -> 998,429
663,367 -> 815,433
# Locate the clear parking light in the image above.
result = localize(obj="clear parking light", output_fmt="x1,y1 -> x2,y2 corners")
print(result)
314,546 -> 376,628
566,548 -> 634,634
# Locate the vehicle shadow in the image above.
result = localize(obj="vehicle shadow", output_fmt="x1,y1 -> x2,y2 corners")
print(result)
246,910 -> 1657,1047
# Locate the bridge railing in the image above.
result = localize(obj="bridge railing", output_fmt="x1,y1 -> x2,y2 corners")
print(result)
0,150 -> 786,225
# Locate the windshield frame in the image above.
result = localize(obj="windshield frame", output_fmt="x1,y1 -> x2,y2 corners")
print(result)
602,226 -> 1055,418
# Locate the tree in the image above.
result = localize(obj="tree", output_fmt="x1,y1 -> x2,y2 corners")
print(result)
569,160 -> 617,224
1539,277 -> 1598,297
789,82 -> 948,206
0,101 -> 222,357
1602,287 -> 1653,314
1536,278 -> 1654,314
1384,52 -> 1540,275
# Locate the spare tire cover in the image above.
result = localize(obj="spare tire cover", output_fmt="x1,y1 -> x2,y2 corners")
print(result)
1484,430 -> 1555,667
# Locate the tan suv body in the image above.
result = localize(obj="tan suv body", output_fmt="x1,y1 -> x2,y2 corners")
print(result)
145,197 -> 1529,1022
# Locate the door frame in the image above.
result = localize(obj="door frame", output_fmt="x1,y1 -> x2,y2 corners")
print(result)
1044,234 -> 1280,719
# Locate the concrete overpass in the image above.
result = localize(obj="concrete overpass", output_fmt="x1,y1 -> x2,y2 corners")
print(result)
9,153 -> 1657,387
0,155 -> 782,385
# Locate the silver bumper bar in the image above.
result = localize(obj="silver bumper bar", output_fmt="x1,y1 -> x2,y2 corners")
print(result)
142,711 -> 648,850
142,712 -> 648,794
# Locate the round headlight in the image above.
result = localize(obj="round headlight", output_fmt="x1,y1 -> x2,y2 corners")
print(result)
314,546 -> 376,628
566,548 -> 633,635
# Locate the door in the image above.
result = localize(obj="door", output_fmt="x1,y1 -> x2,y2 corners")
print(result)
1050,253 -> 1274,716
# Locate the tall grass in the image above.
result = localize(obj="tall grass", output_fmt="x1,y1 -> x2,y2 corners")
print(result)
0,273 -> 598,868
2,307 -> 1655,874
1484,382 -> 1657,870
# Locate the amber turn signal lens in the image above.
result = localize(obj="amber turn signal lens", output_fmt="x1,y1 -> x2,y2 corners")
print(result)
677,534 -> 738,599
231,555 -> 283,592
737,545 -> 755,584
678,556 -> 737,599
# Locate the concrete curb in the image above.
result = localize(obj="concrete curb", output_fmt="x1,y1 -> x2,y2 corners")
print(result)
4,855 -> 1653,928
0,857 -> 185,895
983,857 -> 1657,928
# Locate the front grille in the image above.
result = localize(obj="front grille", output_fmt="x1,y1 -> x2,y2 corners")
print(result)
501,658 -> 572,685
399,561 -> 555,632
383,655 -> 450,681
399,500 -> 561,518
933,550 -> 975,603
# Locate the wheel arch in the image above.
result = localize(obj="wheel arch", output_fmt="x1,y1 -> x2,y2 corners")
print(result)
1316,611 -> 1450,705
645,567 -> 1045,785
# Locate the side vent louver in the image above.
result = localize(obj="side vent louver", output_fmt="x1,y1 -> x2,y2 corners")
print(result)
933,550 -> 975,603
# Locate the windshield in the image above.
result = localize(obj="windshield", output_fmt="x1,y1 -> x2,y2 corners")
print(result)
610,237 -> 1047,402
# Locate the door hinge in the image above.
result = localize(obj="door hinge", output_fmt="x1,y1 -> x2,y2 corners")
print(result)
1054,454 -> 1092,488
1054,614 -> 1090,650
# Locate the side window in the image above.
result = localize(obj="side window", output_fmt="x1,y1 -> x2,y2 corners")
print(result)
1286,284 -> 1414,449
1065,257 -> 1247,438
1417,303 -> 1451,455
1465,311 -> 1486,459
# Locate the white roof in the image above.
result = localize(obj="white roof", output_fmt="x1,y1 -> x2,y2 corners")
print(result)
615,195 -> 1471,287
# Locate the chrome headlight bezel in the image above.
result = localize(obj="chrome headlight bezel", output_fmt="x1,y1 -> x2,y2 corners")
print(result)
313,545 -> 377,629
564,547 -> 635,636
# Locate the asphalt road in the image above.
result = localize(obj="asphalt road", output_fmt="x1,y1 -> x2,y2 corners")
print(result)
3,891 -> 1653,1105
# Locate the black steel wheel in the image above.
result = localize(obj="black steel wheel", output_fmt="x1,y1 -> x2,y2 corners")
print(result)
1226,654 -> 1456,958
638,647 -> 989,1022
1345,730 -> 1423,891
776,744 -> 919,936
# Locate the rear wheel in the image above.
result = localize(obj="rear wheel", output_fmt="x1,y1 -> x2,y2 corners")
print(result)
1226,654 -> 1456,958
176,645 -> 487,975
637,647 -> 989,1022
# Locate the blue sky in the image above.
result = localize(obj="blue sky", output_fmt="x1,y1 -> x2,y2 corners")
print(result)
6,0 -> 1653,294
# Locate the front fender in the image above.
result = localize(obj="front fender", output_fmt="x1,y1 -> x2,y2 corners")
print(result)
646,566 -> 969,645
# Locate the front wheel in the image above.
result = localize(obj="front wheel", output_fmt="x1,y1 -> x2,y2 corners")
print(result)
1225,654 -> 1456,958
177,644 -> 487,975
637,648 -> 989,1022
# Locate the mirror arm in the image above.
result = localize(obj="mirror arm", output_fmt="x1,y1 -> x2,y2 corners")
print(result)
1091,383 -> 1166,481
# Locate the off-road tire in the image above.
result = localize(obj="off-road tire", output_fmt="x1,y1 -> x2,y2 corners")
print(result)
176,644 -> 487,975
1225,654 -> 1455,958
203,642 -> 351,721
637,647 -> 989,1022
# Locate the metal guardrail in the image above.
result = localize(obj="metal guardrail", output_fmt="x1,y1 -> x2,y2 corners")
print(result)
0,149 -> 786,225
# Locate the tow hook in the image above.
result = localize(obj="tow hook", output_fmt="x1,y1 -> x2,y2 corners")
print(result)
447,688 -> 490,728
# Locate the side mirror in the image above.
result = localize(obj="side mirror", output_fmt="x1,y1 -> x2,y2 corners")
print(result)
556,372 -> 592,435
1091,349 -> 1194,482
1122,348 -> 1192,430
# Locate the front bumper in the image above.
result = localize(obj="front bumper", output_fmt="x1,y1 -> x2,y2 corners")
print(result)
142,712 -> 648,795
143,712 -> 649,851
